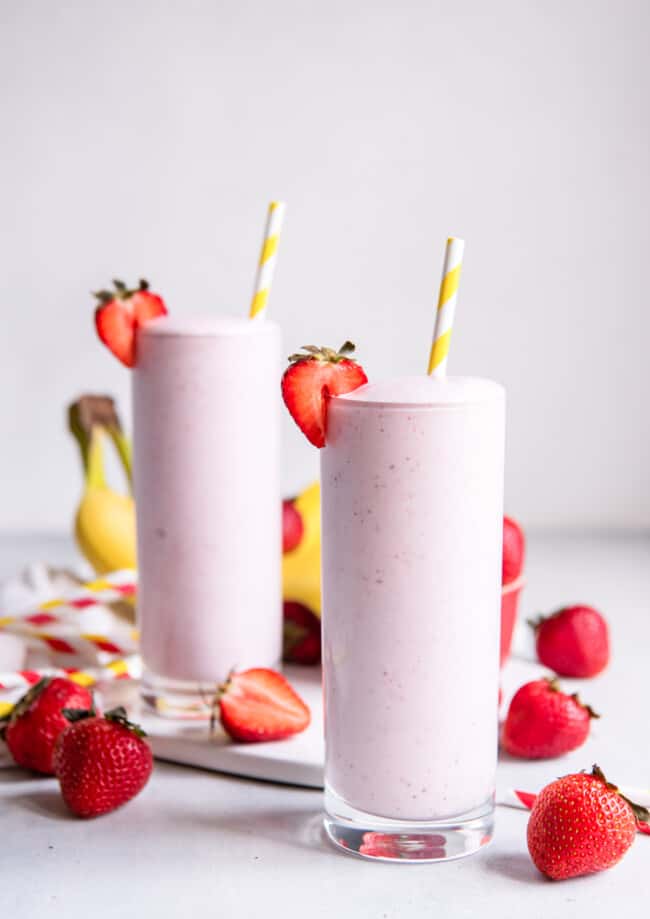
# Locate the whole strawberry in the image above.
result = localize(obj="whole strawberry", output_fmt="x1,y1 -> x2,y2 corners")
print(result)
502,515 -> 525,584
283,601 -> 321,665
282,500 -> 304,553
54,707 -> 152,818
0,677 -> 93,775
527,765 -> 648,879
532,604 -> 610,677
502,677 -> 598,759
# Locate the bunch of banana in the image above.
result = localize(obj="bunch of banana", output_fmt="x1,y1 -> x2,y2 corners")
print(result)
69,396 -> 137,575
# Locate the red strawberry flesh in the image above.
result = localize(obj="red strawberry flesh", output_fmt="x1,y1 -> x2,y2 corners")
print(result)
281,343 -> 368,448
219,668 -> 310,743
94,279 -> 167,368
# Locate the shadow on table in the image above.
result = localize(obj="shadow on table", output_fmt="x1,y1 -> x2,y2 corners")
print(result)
482,850 -> 544,885
7,787 -> 74,820
496,748 -> 532,764
169,804 -> 327,854
0,765 -> 73,820
0,767 -> 33,784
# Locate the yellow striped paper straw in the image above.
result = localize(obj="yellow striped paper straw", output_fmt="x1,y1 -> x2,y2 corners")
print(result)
249,201 -> 286,319
427,236 -> 465,377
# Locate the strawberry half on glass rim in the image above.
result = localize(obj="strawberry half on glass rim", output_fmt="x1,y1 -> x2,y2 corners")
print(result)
281,342 -> 368,447
94,279 -> 168,368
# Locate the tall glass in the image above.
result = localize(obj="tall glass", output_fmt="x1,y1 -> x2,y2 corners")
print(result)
133,316 -> 282,716
321,375 -> 505,861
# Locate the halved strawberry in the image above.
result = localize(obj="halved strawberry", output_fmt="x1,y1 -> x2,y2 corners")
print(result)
281,342 -> 368,447
282,500 -> 304,553
218,668 -> 310,743
283,601 -> 321,665
94,279 -> 167,368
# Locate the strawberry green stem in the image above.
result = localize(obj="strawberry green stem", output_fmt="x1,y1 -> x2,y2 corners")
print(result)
591,764 -> 650,827
104,706 -> 147,737
94,278 -> 150,305
545,677 -> 599,717
62,707 -> 96,723
288,342 -> 358,365
1,678 -> 52,734
201,671 -> 236,738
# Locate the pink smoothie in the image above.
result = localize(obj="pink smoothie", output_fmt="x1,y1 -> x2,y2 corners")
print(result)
321,376 -> 505,821
133,316 -> 282,684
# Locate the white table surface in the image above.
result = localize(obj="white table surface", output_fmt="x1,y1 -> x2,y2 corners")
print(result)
1,532 -> 649,918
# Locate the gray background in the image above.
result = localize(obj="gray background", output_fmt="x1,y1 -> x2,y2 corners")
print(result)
1,0 -> 648,532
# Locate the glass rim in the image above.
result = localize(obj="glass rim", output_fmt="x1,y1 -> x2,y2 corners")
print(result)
328,376 -> 505,411
138,315 -> 280,339
329,394 -> 505,412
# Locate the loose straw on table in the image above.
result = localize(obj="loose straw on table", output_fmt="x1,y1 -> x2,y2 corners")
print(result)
427,236 -> 465,377
249,201 -> 286,319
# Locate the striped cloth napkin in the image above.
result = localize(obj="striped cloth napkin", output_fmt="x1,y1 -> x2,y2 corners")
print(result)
0,564 -> 140,726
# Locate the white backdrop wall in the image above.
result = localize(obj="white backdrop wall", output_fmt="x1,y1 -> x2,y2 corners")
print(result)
1,0 -> 648,532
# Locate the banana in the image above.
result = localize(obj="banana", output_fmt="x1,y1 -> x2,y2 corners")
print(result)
282,481 -> 322,616
70,396 -> 321,615
69,398 -> 137,575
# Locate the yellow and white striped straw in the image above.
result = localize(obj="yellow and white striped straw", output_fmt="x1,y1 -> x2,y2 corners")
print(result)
249,201 -> 286,319
427,236 -> 465,377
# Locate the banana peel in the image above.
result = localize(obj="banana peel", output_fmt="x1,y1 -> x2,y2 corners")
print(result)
282,481 -> 322,617
69,397 -> 137,576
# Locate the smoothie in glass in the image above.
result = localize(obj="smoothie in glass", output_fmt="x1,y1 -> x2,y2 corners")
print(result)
133,316 -> 282,714
321,375 -> 505,859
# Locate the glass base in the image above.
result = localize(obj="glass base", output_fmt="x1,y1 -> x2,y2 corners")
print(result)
140,669 -> 218,720
324,786 -> 494,863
